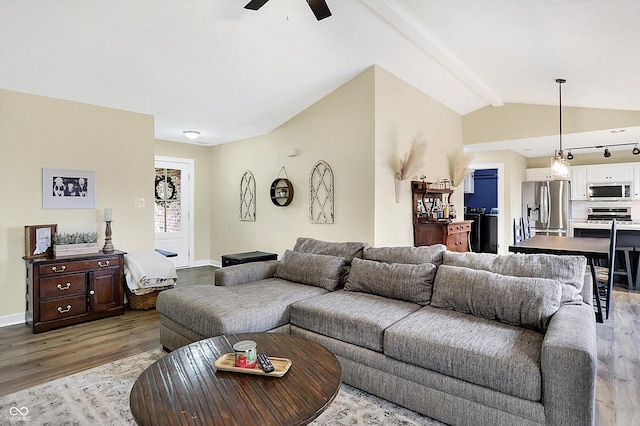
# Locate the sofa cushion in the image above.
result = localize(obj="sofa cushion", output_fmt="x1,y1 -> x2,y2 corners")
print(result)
443,251 -> 586,305
273,250 -> 346,291
363,244 -> 446,265
344,258 -> 437,305
385,306 -> 544,401
431,265 -> 562,332
290,290 -> 421,352
293,237 -> 367,265
156,278 -> 327,337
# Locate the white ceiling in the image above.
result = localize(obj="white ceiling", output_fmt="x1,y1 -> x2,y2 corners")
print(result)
1,0 -> 639,156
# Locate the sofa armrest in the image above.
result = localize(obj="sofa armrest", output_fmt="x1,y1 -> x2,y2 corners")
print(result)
581,272 -> 593,307
214,260 -> 279,286
541,303 -> 597,426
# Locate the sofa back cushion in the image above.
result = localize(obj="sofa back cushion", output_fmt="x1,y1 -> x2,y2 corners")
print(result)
344,258 -> 436,305
274,250 -> 346,291
443,251 -> 586,305
431,265 -> 562,332
364,244 -> 446,265
293,237 -> 367,265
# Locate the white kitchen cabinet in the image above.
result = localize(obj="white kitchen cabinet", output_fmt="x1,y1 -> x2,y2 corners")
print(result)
570,166 -> 588,200
526,167 -> 554,181
586,164 -> 633,182
463,172 -> 474,193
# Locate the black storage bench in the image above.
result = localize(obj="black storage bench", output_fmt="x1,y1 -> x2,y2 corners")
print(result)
221,251 -> 278,267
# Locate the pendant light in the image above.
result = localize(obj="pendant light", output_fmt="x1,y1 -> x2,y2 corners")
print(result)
550,78 -> 570,179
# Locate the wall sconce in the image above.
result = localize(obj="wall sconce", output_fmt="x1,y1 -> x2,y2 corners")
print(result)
566,151 -> 574,160
603,148 -> 611,158
633,145 -> 640,155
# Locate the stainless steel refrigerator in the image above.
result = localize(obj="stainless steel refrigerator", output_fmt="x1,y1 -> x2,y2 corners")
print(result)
522,180 -> 571,236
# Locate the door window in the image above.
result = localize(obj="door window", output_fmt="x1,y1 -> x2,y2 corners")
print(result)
155,168 -> 182,233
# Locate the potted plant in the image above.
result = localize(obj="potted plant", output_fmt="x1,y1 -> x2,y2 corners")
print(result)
53,232 -> 99,256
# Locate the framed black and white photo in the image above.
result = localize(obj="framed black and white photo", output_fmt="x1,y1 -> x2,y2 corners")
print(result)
25,224 -> 57,259
42,168 -> 96,209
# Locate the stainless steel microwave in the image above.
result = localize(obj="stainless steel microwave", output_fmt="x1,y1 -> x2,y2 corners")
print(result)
587,182 -> 632,200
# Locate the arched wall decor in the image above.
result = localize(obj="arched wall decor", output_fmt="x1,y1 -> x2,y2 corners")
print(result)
309,160 -> 334,224
240,170 -> 256,221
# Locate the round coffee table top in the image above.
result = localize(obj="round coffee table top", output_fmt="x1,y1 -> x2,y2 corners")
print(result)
130,333 -> 342,426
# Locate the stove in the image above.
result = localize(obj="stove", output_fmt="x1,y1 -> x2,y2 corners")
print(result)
586,207 -> 632,224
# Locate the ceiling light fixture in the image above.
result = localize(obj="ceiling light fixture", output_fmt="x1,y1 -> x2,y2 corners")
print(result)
566,141 -> 640,159
550,79 -> 570,179
183,130 -> 201,140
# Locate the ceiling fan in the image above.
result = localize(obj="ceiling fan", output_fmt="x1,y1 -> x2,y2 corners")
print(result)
244,0 -> 332,21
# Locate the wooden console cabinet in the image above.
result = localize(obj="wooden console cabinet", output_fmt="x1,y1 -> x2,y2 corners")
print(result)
411,181 -> 472,252
24,250 -> 125,333
414,221 -> 472,252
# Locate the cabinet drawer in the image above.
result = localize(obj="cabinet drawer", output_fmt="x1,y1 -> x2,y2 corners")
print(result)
40,273 -> 86,298
40,295 -> 87,322
39,256 -> 121,276
447,222 -> 471,234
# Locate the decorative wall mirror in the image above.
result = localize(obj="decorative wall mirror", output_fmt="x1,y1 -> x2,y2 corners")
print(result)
309,160 -> 334,224
240,170 -> 256,221
270,167 -> 294,207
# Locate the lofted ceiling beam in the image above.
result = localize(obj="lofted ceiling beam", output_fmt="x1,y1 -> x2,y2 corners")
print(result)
360,0 -> 503,107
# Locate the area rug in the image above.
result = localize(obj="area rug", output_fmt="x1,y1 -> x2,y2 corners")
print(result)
0,349 -> 443,425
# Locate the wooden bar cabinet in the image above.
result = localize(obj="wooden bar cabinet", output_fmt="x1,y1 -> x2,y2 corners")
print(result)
412,181 -> 472,252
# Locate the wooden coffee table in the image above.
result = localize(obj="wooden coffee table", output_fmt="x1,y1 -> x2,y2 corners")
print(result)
129,333 -> 342,425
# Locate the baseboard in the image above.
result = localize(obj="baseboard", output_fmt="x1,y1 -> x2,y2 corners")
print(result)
183,259 -> 221,268
0,312 -> 26,328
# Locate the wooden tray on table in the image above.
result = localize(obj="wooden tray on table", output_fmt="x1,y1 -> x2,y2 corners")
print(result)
214,353 -> 292,377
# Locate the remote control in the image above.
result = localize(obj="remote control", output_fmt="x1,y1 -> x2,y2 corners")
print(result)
257,354 -> 275,373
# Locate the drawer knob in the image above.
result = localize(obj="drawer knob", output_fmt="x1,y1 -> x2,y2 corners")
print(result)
57,283 -> 71,291
57,305 -> 72,314
98,261 -> 110,268
89,290 -> 95,295
52,265 -> 66,273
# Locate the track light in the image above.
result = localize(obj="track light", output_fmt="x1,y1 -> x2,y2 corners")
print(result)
604,148 -> 611,158
566,151 -> 574,160
633,145 -> 640,155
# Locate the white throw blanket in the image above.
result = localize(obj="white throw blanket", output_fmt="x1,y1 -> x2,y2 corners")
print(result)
124,252 -> 178,295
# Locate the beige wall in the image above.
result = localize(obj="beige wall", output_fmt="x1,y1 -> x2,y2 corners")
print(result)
154,140 -> 212,263
208,67 -> 376,262
206,66 -> 464,261
464,103 -> 640,145
468,150 -> 528,254
373,66 -> 463,246
0,89 -> 155,322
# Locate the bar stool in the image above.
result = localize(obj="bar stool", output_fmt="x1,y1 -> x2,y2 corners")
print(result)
613,246 -> 634,287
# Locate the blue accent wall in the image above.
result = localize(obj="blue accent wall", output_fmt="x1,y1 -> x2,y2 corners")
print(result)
464,168 -> 498,212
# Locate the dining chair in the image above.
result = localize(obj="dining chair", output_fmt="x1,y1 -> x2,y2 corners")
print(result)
594,219 -> 617,320
513,218 -> 524,243
522,217 -> 531,239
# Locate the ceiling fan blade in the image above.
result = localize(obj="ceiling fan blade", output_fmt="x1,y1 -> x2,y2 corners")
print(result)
244,0 -> 270,11
307,0 -> 332,20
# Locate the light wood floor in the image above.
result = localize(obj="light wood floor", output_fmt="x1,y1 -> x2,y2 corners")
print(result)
0,266 -> 638,425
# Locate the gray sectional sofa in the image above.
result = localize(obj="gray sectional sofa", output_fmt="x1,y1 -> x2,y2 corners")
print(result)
157,237 -> 597,426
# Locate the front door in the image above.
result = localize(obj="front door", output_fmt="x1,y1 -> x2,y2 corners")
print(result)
154,157 -> 193,268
